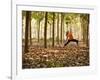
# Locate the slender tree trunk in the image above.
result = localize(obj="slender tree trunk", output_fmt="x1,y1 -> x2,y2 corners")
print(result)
29,12 -> 32,45
22,12 -> 25,40
52,13 -> 55,47
27,12 -> 31,46
48,22 -> 52,47
66,22 -> 68,31
37,20 -> 40,42
50,24 -> 52,40
60,13 -> 64,43
57,13 -> 59,44
40,22 -> 42,40
82,23 -> 85,43
49,24 -> 52,46
80,14 -> 85,43
44,12 -> 48,48
86,14 -> 89,47
24,11 -> 30,53
60,14 -> 62,43
62,15 -> 65,41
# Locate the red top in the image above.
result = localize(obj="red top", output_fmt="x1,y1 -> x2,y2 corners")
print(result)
67,32 -> 73,40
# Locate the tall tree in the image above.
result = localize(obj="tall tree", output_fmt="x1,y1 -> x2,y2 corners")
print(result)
57,13 -> 59,44
29,12 -> 32,45
62,14 -> 65,41
24,11 -> 30,53
37,20 -> 40,42
44,12 -> 48,48
86,14 -> 89,47
22,11 -> 26,39
52,12 -> 55,47
60,13 -> 64,43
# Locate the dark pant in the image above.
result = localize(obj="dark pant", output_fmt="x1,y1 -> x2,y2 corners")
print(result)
64,39 -> 78,46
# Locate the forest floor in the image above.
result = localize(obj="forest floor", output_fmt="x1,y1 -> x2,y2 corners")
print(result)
22,42 -> 89,69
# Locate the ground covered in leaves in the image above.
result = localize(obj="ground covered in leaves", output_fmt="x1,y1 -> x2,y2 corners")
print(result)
22,45 -> 89,69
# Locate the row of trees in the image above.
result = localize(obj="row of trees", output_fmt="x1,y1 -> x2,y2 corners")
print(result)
22,11 -> 89,53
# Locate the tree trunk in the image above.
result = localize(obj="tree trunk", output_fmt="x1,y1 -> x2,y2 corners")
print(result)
52,13 -> 55,47
82,26 -> 85,43
86,14 -> 89,47
62,15 -> 65,41
44,12 -> 48,48
50,23 -> 52,47
60,13 -> 64,43
57,13 -> 59,44
66,22 -> 68,31
29,12 -> 32,45
28,12 -> 32,46
80,14 -> 85,43
24,11 -> 30,53
50,24 -> 52,39
37,20 -> 40,42
40,22 -> 42,40
22,11 -> 25,40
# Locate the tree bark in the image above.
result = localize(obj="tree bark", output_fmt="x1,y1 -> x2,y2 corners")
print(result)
29,12 -> 32,45
24,11 -> 30,53
44,12 -> 48,48
57,13 -> 59,44
50,24 -> 52,39
86,14 -> 89,47
37,20 -> 40,42
60,13 -> 64,43
52,13 -> 55,47
62,14 -> 65,41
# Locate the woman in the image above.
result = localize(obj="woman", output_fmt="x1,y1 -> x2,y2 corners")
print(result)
64,31 -> 78,47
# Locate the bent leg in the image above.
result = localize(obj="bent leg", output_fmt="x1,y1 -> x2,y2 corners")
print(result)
70,39 -> 78,45
64,40 -> 70,46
